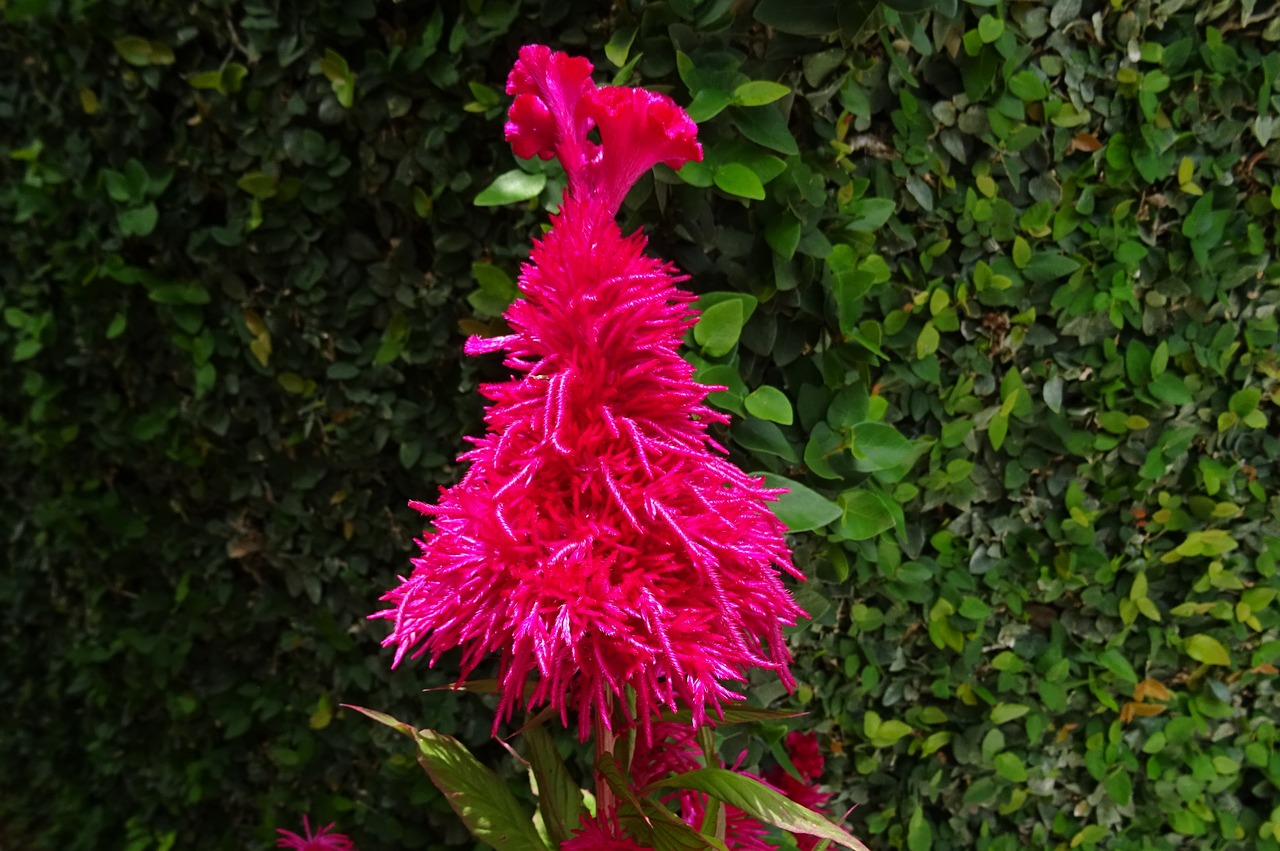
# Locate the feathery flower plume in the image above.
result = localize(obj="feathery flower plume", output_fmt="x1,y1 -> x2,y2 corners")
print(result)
276,816 -> 356,851
375,44 -> 804,737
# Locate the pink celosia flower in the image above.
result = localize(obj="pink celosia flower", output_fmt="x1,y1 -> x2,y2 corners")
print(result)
778,731 -> 825,783
276,816 -> 356,851
764,733 -> 834,851
563,813 -> 652,851
629,722 -> 773,851
375,44 -> 804,737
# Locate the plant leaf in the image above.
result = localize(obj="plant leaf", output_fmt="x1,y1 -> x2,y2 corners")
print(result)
648,768 -> 871,851
475,170 -> 547,206
523,725 -> 583,848
346,705 -> 551,851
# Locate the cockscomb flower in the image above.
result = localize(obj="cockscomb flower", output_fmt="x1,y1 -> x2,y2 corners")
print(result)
629,722 -> 774,851
276,816 -> 356,851
563,812 -> 652,851
764,733 -> 834,851
375,44 -> 804,737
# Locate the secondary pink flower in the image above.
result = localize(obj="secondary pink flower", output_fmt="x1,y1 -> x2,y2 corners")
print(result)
779,731 -> 825,783
629,722 -> 772,851
375,44 -> 804,738
563,813 -> 651,851
764,733 -> 834,851
276,816 -> 356,851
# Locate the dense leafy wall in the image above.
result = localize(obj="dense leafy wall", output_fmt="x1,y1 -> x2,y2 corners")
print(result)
3,1 -> 1279,850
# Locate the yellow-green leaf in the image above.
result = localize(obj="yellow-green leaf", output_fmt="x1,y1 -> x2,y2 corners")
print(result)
1184,633 -> 1230,666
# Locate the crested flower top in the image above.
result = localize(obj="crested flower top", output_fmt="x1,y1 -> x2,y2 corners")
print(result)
503,44 -> 702,215
375,45 -> 802,738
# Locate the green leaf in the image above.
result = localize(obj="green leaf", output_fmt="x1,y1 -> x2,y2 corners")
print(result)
907,806 -> 932,851
474,170 -> 547,206
1007,70 -> 1047,101
992,752 -> 1028,783
916,322 -> 940,359
694,299 -> 744,357
13,338 -> 42,361
1229,388 -> 1261,417
714,163 -> 766,200
731,106 -> 799,155
604,26 -> 637,67
851,422 -> 916,472
113,36 -> 154,66
756,473 -> 842,532
988,412 -> 1009,451
1184,634 -> 1231,666
845,198 -> 896,233
838,489 -> 895,541
118,204 -> 159,237
277,372 -> 314,396
236,171 -> 279,200
865,710 -> 914,747
1023,252 -> 1080,283
1151,341 -> 1169,378
648,768 -> 871,851
753,0 -> 840,36
346,706 -> 551,851
1097,648 -> 1138,685
735,418 -> 799,463
1148,372 -> 1192,406
744,386 -> 793,424
1105,769 -> 1133,806
469,262 -> 519,318
978,14 -> 1004,43
687,89 -> 733,123
147,282 -> 210,306
523,726 -> 582,848
990,703 -> 1030,724
733,81 -> 791,106
765,213 -> 802,260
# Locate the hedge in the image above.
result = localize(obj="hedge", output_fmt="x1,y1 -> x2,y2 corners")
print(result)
3,1 -> 1279,850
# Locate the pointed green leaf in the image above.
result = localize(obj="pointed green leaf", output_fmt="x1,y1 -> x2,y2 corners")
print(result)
851,422 -> 916,472
1185,633 -> 1231,666
118,204 -> 159,237
648,768 -> 870,851
713,163 -> 766,200
346,706 -> 550,851
756,473 -> 841,532
694,299 -> 744,357
837,489 -> 895,540
744,386 -> 793,424
757,470 -> 839,532
475,170 -> 547,206
907,806 -> 932,851
731,106 -> 799,155
523,726 -> 583,848
733,81 -> 791,106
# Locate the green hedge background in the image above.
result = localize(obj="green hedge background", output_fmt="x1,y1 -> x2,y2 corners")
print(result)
3,0 -> 1280,849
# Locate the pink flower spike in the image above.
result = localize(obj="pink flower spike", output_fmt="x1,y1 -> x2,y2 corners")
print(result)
276,816 -> 356,851
376,46 -> 804,739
